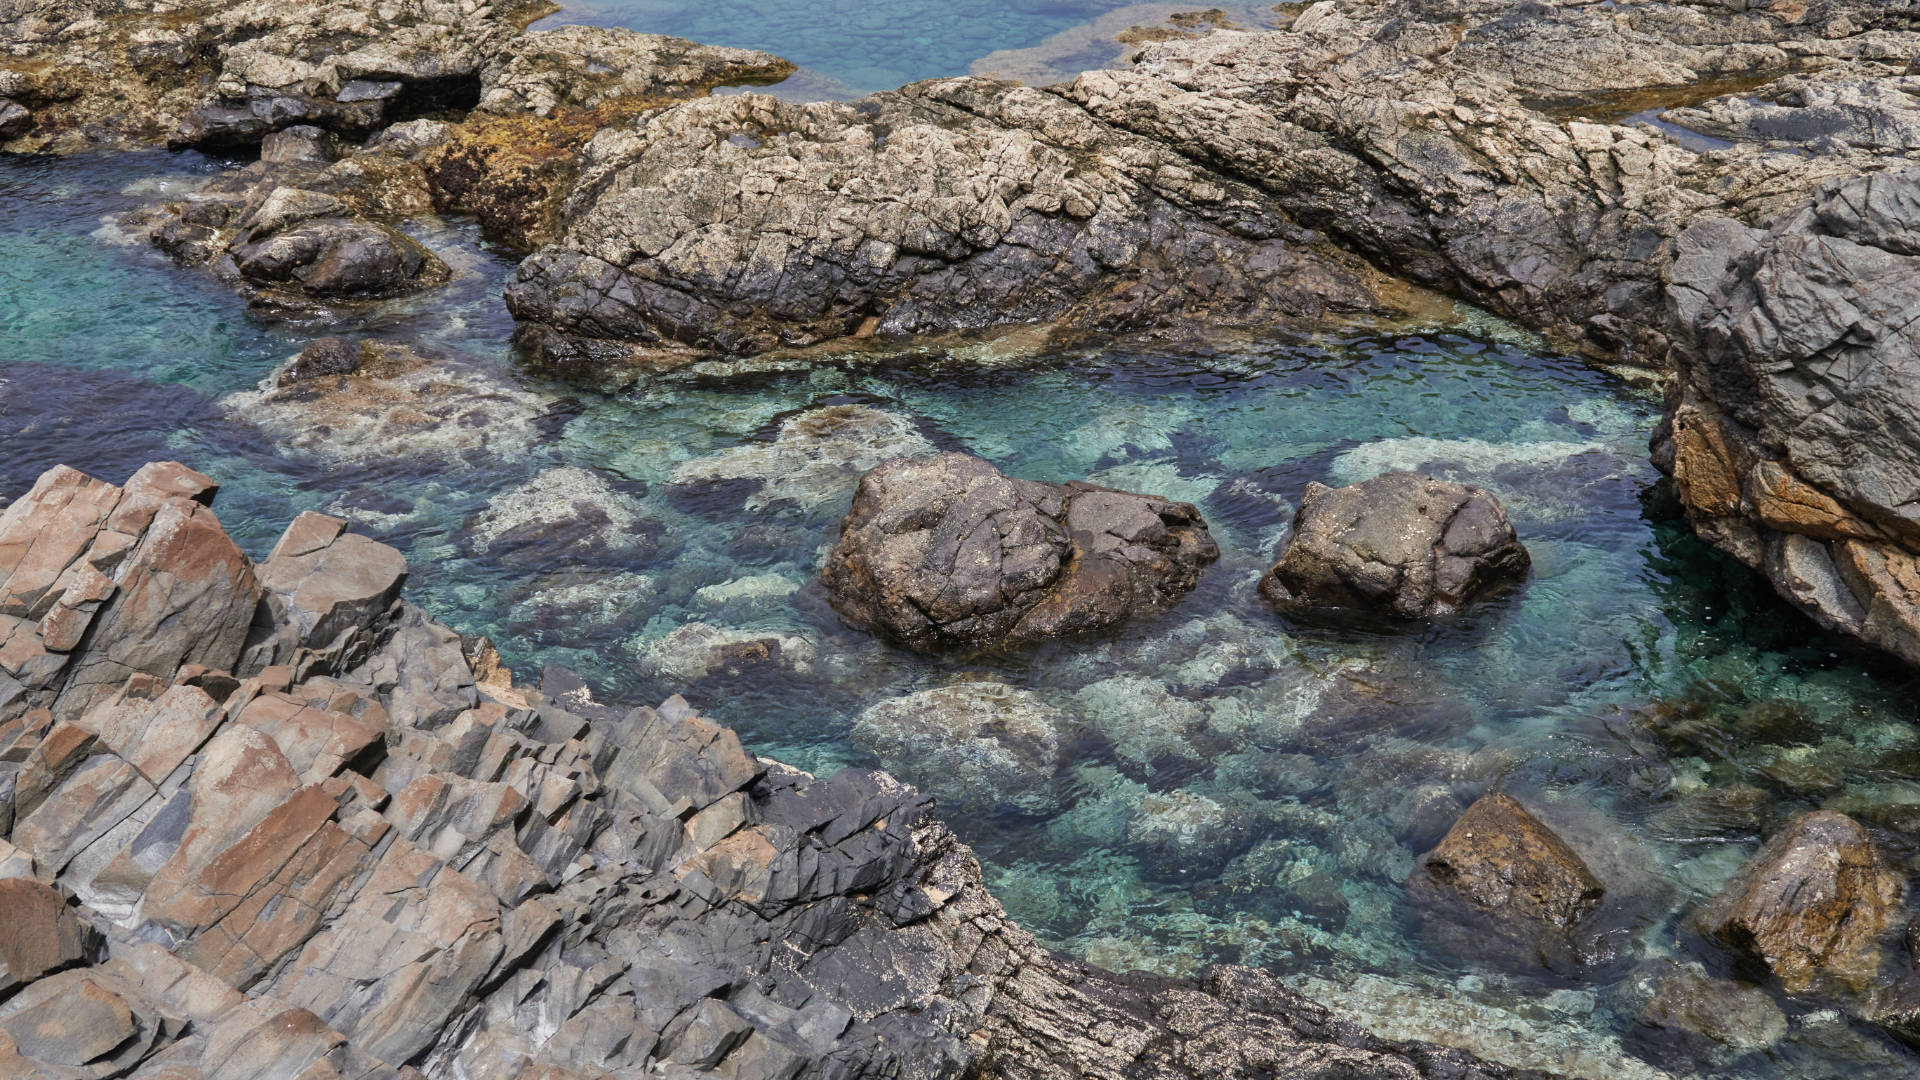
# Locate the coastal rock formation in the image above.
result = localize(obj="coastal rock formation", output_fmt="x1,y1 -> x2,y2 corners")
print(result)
1407,794 -> 1607,972
822,453 -> 1218,652
1261,473 -> 1530,618
0,0 -> 550,153
501,0 -> 1919,366
1690,810 -> 1906,996
1659,167 -> 1920,666
0,459 -> 1533,1080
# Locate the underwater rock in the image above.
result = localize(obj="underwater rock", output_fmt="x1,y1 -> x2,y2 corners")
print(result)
668,404 -> 936,515
1618,959 -> 1788,1069
851,682 -> 1068,817
1407,794 -> 1606,972
632,621 -> 817,682
1070,675 -> 1214,776
1691,809 -> 1906,996
1125,789 -> 1253,882
468,467 -> 670,568
222,341 -> 559,464
1261,472 -> 1530,619
0,457 -> 1543,1078
822,453 -> 1217,652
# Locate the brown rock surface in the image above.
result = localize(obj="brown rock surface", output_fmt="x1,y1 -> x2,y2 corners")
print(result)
1407,794 -> 1606,971
822,453 -> 1218,652
1691,810 -> 1906,995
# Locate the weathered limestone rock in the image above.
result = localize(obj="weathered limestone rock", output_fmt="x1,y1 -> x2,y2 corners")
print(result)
477,27 -> 795,116
822,453 -> 1218,652
0,458 -> 1537,1079
850,682 -> 1068,816
1691,810 -> 1906,995
1261,473 -> 1530,618
1407,794 -> 1606,972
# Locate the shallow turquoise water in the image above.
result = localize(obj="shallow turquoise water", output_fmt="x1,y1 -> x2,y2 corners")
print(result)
7,150 -> 1920,1078
544,0 -> 1188,93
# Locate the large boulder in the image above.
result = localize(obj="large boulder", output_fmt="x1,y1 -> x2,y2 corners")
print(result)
1690,810 -> 1906,995
821,453 -> 1217,652
1660,168 -> 1920,667
1406,794 -> 1607,972
1261,473 -> 1530,618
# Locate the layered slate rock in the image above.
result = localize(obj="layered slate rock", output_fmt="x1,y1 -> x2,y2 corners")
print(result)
822,453 -> 1218,652
1690,810 -> 1906,996
1407,794 -> 1606,972
1659,168 -> 1920,667
1261,473 -> 1530,618
0,460 -> 1535,1080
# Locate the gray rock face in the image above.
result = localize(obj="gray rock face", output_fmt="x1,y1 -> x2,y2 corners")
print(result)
822,453 -> 1218,652
0,459 -> 1534,1080
1261,473 -> 1530,618
477,26 -> 796,116
1660,167 -> 1920,666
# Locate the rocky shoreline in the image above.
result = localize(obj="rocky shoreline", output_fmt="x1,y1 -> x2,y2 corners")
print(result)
7,0 -> 1920,1076
0,460 -> 1534,1078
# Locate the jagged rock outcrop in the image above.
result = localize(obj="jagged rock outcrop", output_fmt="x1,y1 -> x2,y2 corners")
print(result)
1690,809 -> 1906,996
1658,167 -> 1920,666
1406,794 -> 1607,972
0,460 -> 1536,1079
0,0 -> 551,153
501,0 -> 1919,366
822,453 -> 1218,652
1261,473 -> 1530,618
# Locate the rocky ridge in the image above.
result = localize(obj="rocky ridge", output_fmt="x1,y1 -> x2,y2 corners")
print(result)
0,459 -> 1534,1079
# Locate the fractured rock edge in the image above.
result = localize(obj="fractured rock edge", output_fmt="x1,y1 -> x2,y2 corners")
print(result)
0,459 -> 1538,1079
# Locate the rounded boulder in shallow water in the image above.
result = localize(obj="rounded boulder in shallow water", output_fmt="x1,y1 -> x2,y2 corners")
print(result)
851,682 -> 1067,817
821,452 -> 1218,652
1690,810 -> 1905,996
1407,793 -> 1606,972
1261,472 -> 1529,618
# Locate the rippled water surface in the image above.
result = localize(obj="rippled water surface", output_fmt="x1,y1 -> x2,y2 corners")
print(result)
543,0 -> 1265,94
7,151 -> 1920,1079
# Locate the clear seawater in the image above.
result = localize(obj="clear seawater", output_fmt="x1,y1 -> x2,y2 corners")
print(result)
538,0 -> 1271,95
7,150 -> 1920,1080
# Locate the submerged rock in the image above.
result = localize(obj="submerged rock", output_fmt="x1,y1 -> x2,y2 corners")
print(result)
222,341 -> 559,464
1690,810 -> 1906,996
851,682 -> 1068,817
1407,794 -> 1607,972
1618,959 -> 1788,1069
668,404 -> 936,515
632,621 -> 817,683
0,458 -> 1541,1078
822,453 -> 1218,652
468,467 -> 671,568
1261,473 -> 1530,619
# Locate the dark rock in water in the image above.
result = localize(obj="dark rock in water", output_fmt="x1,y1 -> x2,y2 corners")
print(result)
0,99 -> 29,139
283,337 -> 367,383
1691,810 -> 1906,995
1407,794 -> 1606,972
1261,473 -> 1530,619
0,458 -> 1538,1080
231,217 -> 441,299
822,453 -> 1218,652
1617,959 -> 1787,1070
259,123 -> 343,165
